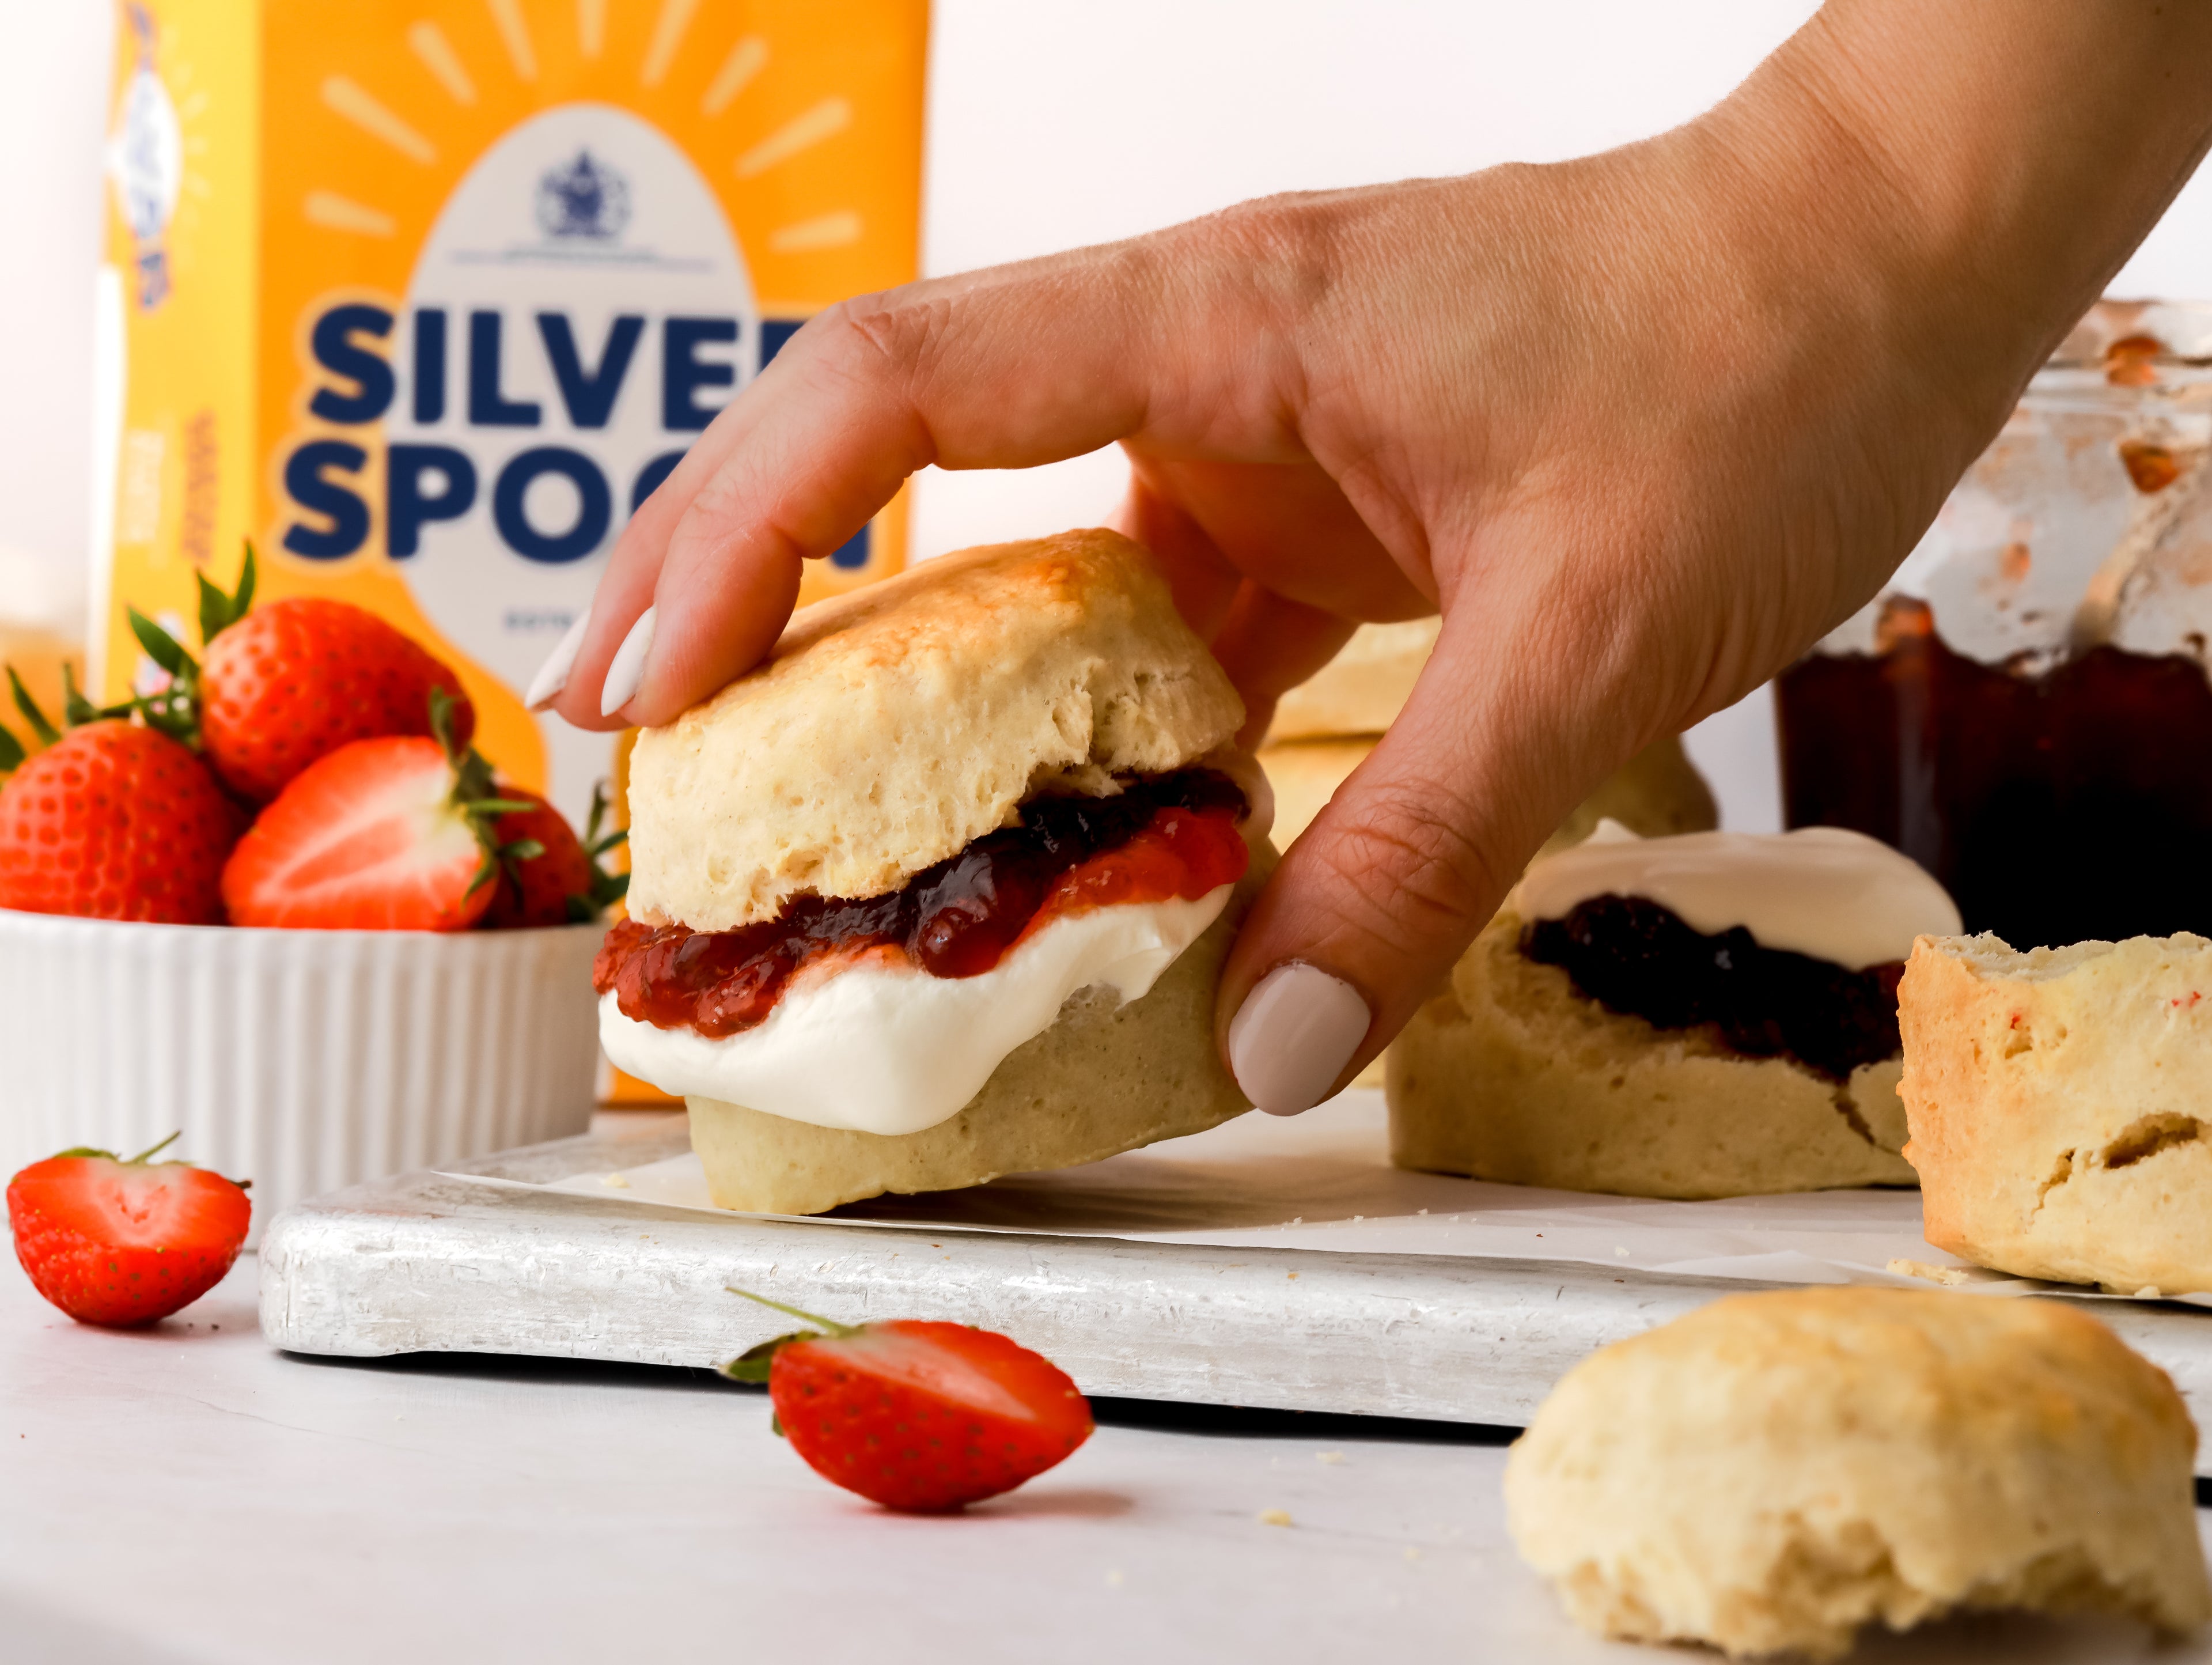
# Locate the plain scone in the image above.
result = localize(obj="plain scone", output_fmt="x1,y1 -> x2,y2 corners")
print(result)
1506,1289 -> 2211,1659
1262,616 -> 1439,743
626,528 -> 1244,932
1388,909 -> 1914,1198
690,859 -> 1264,1214
1901,932 -> 2212,1293
1259,731 -> 1714,852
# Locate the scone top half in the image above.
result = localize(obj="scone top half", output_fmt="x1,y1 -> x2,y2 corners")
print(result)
597,529 -> 1262,1137
627,529 -> 1249,930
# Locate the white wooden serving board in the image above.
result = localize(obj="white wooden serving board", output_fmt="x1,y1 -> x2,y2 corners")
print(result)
258,1109 -> 2212,1454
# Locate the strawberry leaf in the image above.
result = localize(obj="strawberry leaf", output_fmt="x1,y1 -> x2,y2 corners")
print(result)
197,543 -> 256,644
719,1330 -> 817,1383
126,607 -> 197,680
0,725 -> 22,775
59,664 -> 105,728
7,667 -> 60,747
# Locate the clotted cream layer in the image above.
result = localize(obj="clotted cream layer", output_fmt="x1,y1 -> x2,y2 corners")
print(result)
600,887 -> 1234,1136
1516,820 -> 1960,970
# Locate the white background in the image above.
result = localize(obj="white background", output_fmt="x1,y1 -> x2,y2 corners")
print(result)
9,1 -> 2212,826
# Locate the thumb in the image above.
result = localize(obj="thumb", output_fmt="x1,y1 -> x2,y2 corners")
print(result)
1218,603 -> 1619,1114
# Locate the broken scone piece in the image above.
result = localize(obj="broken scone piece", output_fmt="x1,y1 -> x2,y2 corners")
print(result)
1507,1289 -> 2212,1660
596,530 -> 1270,1215
1390,822 -> 1959,1198
1902,931 -> 2212,1293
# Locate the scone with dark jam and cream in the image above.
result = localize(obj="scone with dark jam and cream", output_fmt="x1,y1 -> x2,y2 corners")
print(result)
1388,820 -> 1960,1198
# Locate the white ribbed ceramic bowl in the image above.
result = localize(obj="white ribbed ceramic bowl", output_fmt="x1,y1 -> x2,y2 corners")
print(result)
0,910 -> 601,1235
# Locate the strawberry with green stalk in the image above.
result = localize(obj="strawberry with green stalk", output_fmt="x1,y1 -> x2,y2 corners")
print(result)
722,1288 -> 1094,1512
0,665 -> 239,924
123,544 -> 481,804
222,688 -> 547,930
8,1132 -> 252,1327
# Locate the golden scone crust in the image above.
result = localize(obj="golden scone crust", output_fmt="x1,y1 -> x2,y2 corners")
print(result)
1253,737 -> 1374,847
1387,909 -> 1915,1198
1535,732 -> 1717,858
626,530 -> 1244,930
1901,932 -> 2212,1293
1506,1289 -> 2211,1659
687,858 -> 1264,1213
1259,732 -> 1714,854
1263,617 -> 1438,741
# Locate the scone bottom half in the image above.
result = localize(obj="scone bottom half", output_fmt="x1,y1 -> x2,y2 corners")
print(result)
1506,1288 -> 2211,1659
1386,821 -> 1965,1201
1901,930 -> 2212,1295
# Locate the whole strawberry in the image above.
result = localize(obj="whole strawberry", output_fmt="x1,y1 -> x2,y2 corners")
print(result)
482,782 -> 629,928
0,718 -> 237,923
121,546 -> 476,804
9,1134 -> 251,1327
724,1290 -> 1093,1512
200,597 -> 475,803
222,691 -> 526,930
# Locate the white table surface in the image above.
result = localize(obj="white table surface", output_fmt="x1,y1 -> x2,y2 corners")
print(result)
1,1247 -> 2207,1663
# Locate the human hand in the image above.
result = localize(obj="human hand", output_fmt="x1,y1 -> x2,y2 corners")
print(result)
541,0 -> 2212,1111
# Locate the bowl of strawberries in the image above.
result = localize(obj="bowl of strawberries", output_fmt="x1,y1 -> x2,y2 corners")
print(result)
0,552 -> 622,1228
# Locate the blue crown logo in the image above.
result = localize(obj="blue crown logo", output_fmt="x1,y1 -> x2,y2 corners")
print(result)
535,150 -> 631,241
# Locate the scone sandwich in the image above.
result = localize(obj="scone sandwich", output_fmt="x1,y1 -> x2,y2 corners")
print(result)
593,530 -> 1271,1214
1391,820 -> 1961,1198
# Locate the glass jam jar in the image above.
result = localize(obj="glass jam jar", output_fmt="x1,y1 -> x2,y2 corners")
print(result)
1778,301 -> 2212,949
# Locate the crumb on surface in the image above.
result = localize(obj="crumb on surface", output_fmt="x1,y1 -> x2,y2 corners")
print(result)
1316,1451 -> 1346,1466
1258,1509 -> 1293,1528
1887,1258 -> 1970,1286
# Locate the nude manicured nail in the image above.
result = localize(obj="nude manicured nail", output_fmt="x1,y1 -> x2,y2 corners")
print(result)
1228,963 -> 1372,1116
600,606 -> 656,717
523,608 -> 592,711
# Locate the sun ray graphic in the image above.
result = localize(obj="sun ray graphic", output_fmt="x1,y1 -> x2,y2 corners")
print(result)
407,22 -> 478,106
302,191 -> 396,238
577,0 -> 607,59
640,0 -> 700,89
737,97 -> 851,178
702,36 -> 767,118
770,211 -> 862,254
486,0 -> 537,82
321,76 -> 437,164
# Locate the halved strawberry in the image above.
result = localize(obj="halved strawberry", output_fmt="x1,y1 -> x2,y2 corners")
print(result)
221,693 -> 525,930
723,1289 -> 1094,1512
481,782 -> 630,928
8,1134 -> 251,1327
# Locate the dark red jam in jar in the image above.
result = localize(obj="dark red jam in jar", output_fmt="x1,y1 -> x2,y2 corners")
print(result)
1779,597 -> 2212,949
1522,894 -> 1904,1082
595,769 -> 1249,1038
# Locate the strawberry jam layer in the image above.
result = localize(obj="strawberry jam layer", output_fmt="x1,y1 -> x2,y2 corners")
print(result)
595,770 -> 1249,1038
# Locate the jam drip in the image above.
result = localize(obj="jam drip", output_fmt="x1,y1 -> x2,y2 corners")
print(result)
1521,894 -> 1903,1083
596,769 -> 1249,1038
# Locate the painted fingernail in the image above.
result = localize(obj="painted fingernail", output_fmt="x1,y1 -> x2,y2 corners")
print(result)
523,608 -> 592,711
600,606 -> 656,717
1227,962 -> 1371,1115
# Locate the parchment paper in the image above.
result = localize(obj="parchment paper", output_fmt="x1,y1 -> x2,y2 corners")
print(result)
450,1090 -> 2206,1305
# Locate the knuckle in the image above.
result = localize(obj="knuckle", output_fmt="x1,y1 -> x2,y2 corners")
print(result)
799,292 -> 953,397
1311,777 -> 1503,953
1178,193 -> 1344,336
